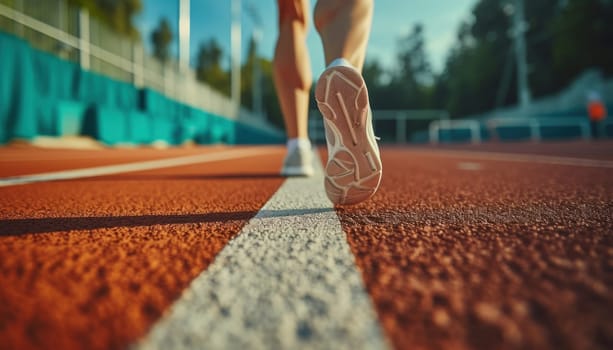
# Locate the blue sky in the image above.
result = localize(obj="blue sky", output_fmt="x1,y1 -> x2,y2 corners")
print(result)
135,0 -> 477,75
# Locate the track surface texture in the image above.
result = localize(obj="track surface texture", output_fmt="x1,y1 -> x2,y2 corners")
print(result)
0,146 -> 285,350
0,141 -> 612,350
338,144 -> 613,350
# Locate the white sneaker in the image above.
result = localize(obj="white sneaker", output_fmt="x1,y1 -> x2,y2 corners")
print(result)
281,146 -> 314,177
315,64 -> 382,205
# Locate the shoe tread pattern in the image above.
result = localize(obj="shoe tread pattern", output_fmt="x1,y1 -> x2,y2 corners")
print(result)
315,66 -> 382,205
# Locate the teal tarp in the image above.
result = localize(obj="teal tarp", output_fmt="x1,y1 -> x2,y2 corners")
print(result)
128,111 -> 153,144
57,100 -> 88,136
0,32 -> 283,145
82,106 -> 129,145
33,50 -> 79,100
78,70 -> 138,110
0,32 -> 37,141
235,122 -> 285,145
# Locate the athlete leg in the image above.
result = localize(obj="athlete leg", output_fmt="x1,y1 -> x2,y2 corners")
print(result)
312,0 -> 380,205
314,0 -> 373,71
274,0 -> 312,140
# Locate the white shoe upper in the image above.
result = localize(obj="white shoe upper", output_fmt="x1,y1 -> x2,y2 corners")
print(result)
281,145 -> 315,177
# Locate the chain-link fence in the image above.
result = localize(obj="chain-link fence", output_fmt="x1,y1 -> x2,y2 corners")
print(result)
0,0 -> 240,120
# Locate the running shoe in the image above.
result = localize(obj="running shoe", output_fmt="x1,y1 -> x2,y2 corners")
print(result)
281,146 -> 314,177
315,64 -> 382,205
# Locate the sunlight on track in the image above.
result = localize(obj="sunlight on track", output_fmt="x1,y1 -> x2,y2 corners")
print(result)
416,149 -> 613,168
0,148 -> 275,187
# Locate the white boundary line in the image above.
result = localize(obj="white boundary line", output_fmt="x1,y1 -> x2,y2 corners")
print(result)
0,149 -> 274,187
416,149 -> 613,168
134,154 -> 389,350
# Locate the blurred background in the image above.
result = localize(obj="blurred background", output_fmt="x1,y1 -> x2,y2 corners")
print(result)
0,0 -> 611,146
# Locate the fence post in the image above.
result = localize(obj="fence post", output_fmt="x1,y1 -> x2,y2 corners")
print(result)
132,43 -> 144,87
14,0 -> 24,37
163,64 -> 171,96
78,8 -> 90,70
429,121 -> 440,144
470,121 -> 482,144
396,112 -> 407,144
579,120 -> 591,140
529,119 -> 541,142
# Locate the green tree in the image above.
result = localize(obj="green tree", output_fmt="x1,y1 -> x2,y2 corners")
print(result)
259,60 -> 284,129
195,39 -> 230,96
362,24 -> 434,111
241,37 -> 284,129
396,24 -> 432,87
387,23 -> 433,109
241,37 -> 257,111
362,59 -> 386,91
433,0 -> 554,117
440,0 -> 513,117
440,38 -> 502,117
361,59 -> 388,110
523,0 -> 561,97
68,0 -> 142,39
552,0 -> 613,86
434,0 -> 612,118
151,17 -> 173,63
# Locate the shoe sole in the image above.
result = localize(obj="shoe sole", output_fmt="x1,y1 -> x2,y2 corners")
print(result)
315,65 -> 382,205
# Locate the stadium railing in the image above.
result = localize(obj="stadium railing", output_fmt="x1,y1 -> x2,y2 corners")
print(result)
429,119 -> 482,144
486,117 -> 591,142
0,0 -> 239,120
309,109 -> 449,144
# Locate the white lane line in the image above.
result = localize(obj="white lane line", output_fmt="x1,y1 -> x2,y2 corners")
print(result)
418,149 -> 613,168
134,155 -> 389,350
0,149 -> 274,187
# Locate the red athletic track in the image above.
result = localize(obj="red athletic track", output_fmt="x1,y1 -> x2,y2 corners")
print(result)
0,146 -> 286,350
340,146 -> 613,350
1,142 -> 612,350
419,140 -> 613,161
0,145 -> 240,177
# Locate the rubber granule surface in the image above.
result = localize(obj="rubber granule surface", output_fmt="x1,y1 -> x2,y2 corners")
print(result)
340,148 -> 613,350
0,147 -> 228,177
0,151 -> 285,350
